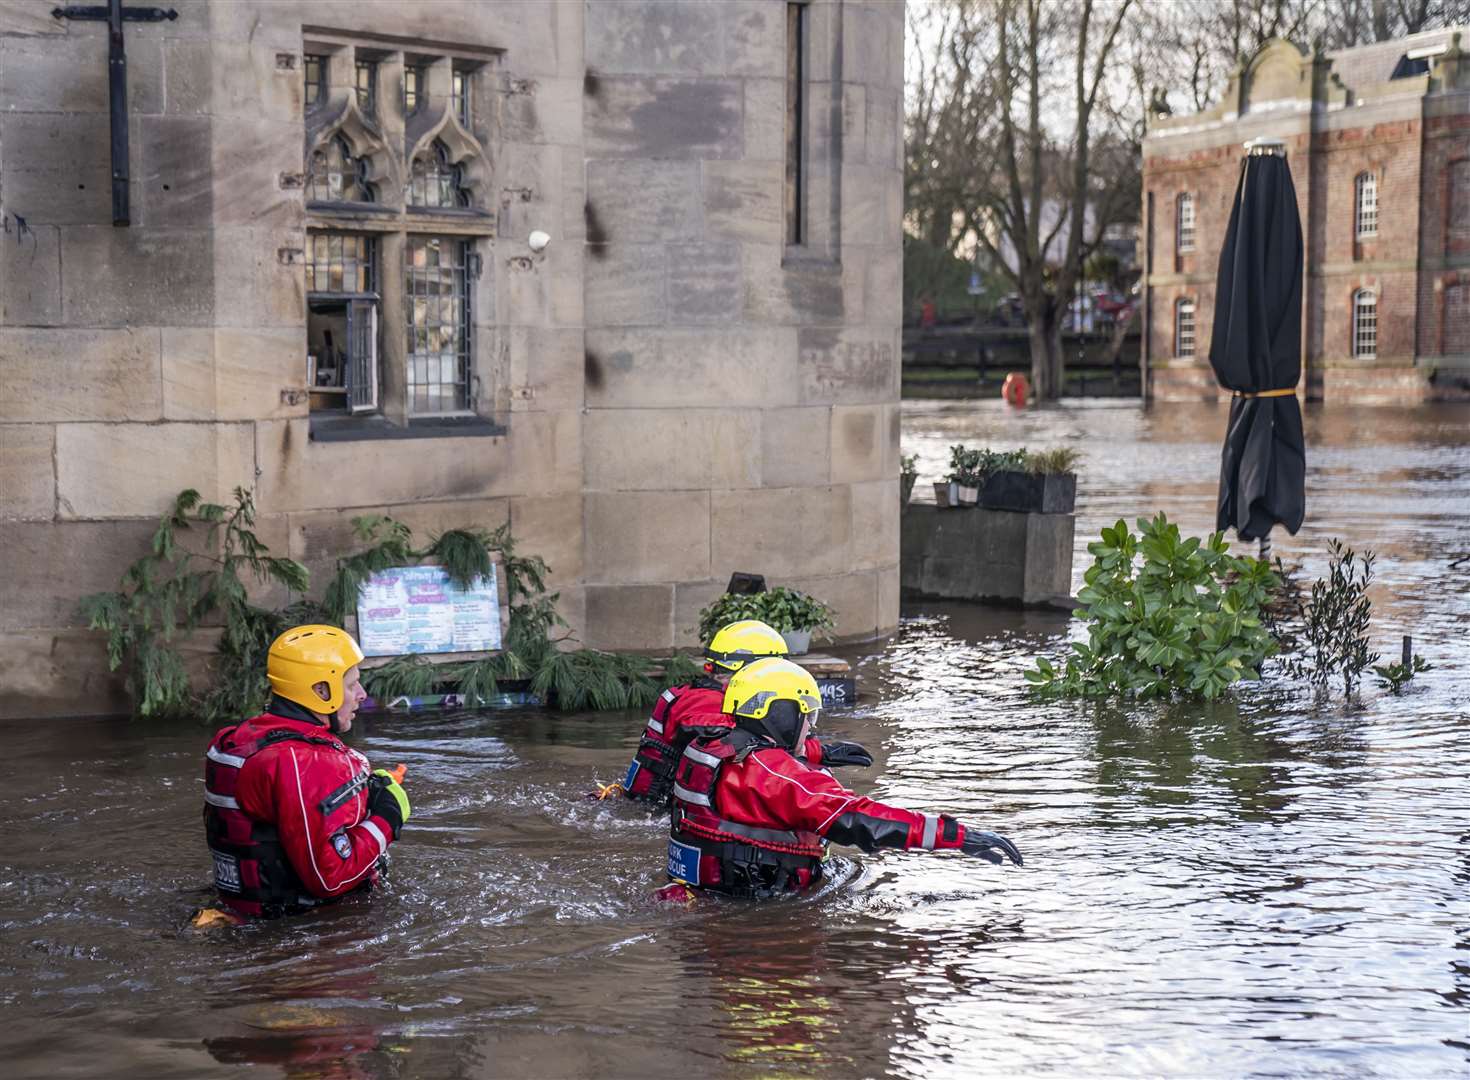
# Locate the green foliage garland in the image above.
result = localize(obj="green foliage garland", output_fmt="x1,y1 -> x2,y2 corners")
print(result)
82,488 -> 713,721
1026,514 -> 1278,700
79,488 -> 314,721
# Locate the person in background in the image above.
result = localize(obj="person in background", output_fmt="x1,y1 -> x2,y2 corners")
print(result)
664,658 -> 1022,898
201,624 -> 410,919
602,619 -> 872,807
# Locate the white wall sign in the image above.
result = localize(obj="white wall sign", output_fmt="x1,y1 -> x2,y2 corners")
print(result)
355,562 -> 504,658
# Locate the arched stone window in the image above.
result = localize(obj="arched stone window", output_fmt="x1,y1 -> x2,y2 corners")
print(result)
1354,172 -> 1378,238
1352,289 -> 1377,358
1175,297 -> 1196,358
306,135 -> 376,203
408,141 -> 470,209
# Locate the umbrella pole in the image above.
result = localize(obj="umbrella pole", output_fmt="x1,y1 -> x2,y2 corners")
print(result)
1258,531 -> 1272,563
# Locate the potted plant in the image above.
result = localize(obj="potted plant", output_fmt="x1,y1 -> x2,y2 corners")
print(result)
697,586 -> 836,656
933,478 -> 958,507
980,447 -> 1080,514
900,454 -> 919,508
947,444 -> 983,505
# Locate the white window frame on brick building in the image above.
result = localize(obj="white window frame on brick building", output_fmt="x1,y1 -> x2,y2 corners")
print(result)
1352,288 -> 1377,358
1354,171 -> 1378,239
1175,297 -> 1196,358
1176,192 -> 1196,253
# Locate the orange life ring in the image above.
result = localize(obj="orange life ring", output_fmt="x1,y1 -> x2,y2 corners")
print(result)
1002,372 -> 1029,408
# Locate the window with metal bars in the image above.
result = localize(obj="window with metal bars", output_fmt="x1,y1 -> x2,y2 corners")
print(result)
1175,297 -> 1196,358
1176,192 -> 1196,253
1354,172 -> 1378,238
306,232 -> 376,294
306,135 -> 376,203
452,68 -> 471,127
1352,289 -> 1377,358
355,59 -> 377,116
306,232 -> 380,414
405,236 -> 473,415
304,53 -> 326,111
403,64 -> 423,114
408,141 -> 470,209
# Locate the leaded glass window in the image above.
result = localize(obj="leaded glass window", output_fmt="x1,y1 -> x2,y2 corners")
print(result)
1354,172 -> 1378,238
405,236 -> 472,414
355,59 -> 377,116
306,136 -> 376,203
1175,297 -> 1196,358
304,53 -> 326,111
403,64 -> 423,113
452,68 -> 470,127
408,141 -> 470,209
1352,289 -> 1377,358
306,232 -> 376,294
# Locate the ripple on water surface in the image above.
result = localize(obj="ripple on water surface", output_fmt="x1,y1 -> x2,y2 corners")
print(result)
0,401 -> 1467,1078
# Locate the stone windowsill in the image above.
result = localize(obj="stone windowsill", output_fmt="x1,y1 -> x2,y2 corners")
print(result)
308,413 -> 505,442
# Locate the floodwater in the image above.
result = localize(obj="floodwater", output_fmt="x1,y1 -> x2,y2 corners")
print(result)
2,401 -> 1467,1079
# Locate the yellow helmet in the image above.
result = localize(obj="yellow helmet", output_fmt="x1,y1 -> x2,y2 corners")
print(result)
266,624 -> 365,714
705,619 -> 789,674
722,657 -> 821,750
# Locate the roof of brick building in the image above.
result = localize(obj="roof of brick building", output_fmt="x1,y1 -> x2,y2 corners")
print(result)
1327,26 -> 1465,89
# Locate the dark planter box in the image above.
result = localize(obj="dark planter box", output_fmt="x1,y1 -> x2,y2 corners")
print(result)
979,470 -> 1076,514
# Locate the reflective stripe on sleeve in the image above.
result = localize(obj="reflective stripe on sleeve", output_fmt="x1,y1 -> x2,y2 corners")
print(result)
662,689 -> 676,703
206,746 -> 246,768
204,790 -> 241,810
672,783 -> 711,807
921,814 -> 939,850
647,717 -> 665,735
682,745 -> 722,769
361,819 -> 388,854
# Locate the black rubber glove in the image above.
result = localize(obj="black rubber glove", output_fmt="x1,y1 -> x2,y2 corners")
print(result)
366,771 -> 411,840
817,739 -> 873,769
961,828 -> 1023,866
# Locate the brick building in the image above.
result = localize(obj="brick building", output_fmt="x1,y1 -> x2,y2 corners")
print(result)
1141,30 -> 1470,403
0,0 -> 905,717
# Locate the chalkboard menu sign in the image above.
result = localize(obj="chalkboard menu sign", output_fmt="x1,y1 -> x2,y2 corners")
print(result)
354,561 -> 506,659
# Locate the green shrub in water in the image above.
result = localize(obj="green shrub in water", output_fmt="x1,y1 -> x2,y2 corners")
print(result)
1373,655 -> 1431,694
1271,540 -> 1380,694
1026,513 -> 1278,700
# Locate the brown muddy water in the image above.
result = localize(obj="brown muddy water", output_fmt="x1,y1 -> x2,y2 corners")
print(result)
1,402 -> 1467,1079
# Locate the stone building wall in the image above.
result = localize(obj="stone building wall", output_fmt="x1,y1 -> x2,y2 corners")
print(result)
0,0 -> 905,718
1141,31 -> 1470,404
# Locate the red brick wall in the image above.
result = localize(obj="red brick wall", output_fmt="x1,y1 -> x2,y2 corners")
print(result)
1308,120 -> 1421,366
1445,279 -> 1470,357
1419,112 -> 1470,358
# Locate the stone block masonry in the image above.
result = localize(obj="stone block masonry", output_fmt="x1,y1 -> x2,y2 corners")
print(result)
0,0 -> 906,717
900,506 -> 1076,609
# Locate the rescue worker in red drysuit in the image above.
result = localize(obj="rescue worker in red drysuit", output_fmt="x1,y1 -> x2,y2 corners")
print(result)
665,658 -> 1022,898
202,624 -> 412,919
607,619 -> 872,807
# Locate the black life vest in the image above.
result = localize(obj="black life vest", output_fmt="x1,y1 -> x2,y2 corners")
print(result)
668,729 -> 826,897
624,679 -> 724,805
203,722 -> 343,918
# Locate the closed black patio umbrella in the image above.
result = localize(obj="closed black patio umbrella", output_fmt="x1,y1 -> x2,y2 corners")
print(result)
1209,139 -> 1306,554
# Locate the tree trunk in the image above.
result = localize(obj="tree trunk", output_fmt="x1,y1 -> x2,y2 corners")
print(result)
1027,310 -> 1065,401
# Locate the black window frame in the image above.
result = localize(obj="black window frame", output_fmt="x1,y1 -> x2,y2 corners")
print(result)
304,52 -> 327,112
355,58 -> 378,116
